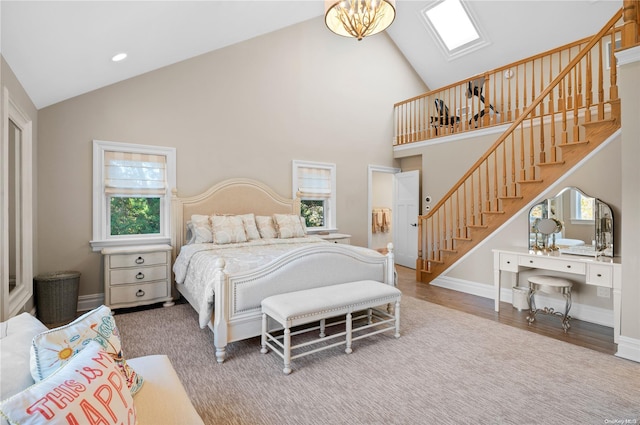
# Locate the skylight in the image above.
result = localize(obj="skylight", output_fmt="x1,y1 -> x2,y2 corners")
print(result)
422,0 -> 489,60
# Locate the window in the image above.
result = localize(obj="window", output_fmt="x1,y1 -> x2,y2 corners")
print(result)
91,140 -> 176,250
292,160 -> 336,232
421,0 -> 489,60
570,191 -> 594,224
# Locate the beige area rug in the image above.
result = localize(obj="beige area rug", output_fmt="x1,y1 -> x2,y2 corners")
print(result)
115,296 -> 639,425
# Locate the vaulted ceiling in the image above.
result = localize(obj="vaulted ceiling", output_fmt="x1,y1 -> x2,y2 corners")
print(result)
1,0 -> 620,109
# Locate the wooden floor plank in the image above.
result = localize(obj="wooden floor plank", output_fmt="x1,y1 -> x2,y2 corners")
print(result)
396,265 -> 616,355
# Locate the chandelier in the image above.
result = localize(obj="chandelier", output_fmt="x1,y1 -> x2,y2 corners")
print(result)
324,0 -> 396,41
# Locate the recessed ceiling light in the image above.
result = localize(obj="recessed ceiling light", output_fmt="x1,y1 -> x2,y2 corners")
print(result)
111,53 -> 127,62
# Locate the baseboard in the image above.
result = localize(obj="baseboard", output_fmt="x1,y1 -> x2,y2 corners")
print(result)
77,293 -> 105,312
431,275 -> 614,328
615,335 -> 640,363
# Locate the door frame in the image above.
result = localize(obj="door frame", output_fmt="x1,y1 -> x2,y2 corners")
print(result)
367,165 -> 400,249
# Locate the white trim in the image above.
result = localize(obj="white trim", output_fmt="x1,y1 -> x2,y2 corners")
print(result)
292,160 -> 336,232
367,165 -> 401,248
77,293 -> 105,313
432,275 -> 614,327
1,87 -> 34,321
91,140 -> 176,251
615,335 -> 640,363
615,44 -> 640,66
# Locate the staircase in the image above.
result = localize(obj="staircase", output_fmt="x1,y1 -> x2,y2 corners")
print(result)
399,10 -> 630,284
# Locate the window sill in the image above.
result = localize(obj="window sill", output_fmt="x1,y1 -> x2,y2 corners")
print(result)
90,237 -> 171,252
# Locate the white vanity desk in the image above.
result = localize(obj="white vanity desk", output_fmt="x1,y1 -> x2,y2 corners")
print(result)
493,247 -> 622,342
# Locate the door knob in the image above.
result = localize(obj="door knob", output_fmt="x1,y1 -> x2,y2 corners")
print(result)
410,223 -> 417,227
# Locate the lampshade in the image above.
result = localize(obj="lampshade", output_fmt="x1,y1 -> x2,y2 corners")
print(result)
325,0 -> 396,41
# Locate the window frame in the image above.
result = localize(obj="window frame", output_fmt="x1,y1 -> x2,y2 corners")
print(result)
292,160 -> 337,233
90,140 -> 176,251
570,190 -> 595,225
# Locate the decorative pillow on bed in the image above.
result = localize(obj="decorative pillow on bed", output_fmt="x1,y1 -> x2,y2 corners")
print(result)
191,214 -> 213,243
256,215 -> 278,239
30,305 -> 144,396
211,214 -> 248,244
1,341 -> 137,425
273,213 -> 306,238
299,216 -> 308,235
239,213 -> 261,240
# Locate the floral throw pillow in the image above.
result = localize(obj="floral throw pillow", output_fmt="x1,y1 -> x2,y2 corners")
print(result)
211,215 -> 247,244
273,214 -> 306,239
2,341 -> 136,425
256,215 -> 278,239
239,213 -> 261,240
30,305 -> 144,396
190,214 -> 213,243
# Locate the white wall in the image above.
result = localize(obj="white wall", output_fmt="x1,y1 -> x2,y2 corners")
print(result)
35,17 -> 427,298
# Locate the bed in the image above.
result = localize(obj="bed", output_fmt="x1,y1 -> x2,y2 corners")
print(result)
171,178 -> 395,363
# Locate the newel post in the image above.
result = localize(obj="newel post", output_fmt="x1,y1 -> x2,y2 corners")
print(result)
622,0 -> 639,48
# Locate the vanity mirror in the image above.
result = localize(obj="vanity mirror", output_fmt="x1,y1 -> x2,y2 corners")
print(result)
528,187 -> 613,257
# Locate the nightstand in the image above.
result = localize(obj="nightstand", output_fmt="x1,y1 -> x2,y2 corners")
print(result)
101,244 -> 174,309
316,233 -> 351,244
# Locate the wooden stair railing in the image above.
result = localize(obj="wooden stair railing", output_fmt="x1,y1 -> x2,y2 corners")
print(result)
393,3 -> 638,147
416,9 -> 624,284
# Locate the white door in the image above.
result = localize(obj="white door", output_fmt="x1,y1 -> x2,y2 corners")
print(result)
393,170 -> 420,269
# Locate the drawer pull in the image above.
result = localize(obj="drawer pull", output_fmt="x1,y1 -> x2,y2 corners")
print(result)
136,272 -> 145,280
529,260 -> 534,264
506,261 -> 511,264
597,273 -> 602,277
566,265 -> 571,269
136,289 -> 145,297
135,256 -> 145,264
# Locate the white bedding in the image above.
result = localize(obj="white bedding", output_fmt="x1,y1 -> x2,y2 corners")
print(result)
174,236 -> 330,327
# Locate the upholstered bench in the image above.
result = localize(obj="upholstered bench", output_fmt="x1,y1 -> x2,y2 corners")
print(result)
260,280 -> 401,374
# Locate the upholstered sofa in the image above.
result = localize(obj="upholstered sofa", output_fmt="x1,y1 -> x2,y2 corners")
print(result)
0,310 -> 204,425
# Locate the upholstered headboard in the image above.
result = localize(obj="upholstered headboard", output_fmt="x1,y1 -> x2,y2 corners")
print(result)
170,178 -> 300,259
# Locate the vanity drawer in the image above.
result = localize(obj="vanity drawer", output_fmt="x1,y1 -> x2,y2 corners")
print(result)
500,253 -> 519,272
109,251 -> 168,269
109,265 -> 167,285
518,256 -> 585,275
109,281 -> 169,305
586,264 -> 613,288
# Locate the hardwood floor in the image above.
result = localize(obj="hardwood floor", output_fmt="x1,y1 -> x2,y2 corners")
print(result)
395,265 -> 616,355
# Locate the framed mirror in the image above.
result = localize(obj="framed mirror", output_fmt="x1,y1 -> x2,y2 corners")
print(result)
1,88 -> 34,321
528,186 -> 613,257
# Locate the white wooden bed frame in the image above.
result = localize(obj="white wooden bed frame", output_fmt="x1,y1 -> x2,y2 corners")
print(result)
170,178 -> 395,363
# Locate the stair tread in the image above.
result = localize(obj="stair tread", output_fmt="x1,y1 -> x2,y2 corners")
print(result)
539,161 -> 566,166
517,179 -> 543,184
482,210 -> 505,215
499,195 -> 523,200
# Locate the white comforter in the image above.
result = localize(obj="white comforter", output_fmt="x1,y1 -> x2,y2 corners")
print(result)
173,237 -> 328,327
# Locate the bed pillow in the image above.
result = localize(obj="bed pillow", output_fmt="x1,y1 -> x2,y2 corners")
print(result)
256,215 -> 278,239
191,214 -> 213,243
299,216 -> 308,235
1,341 -> 136,425
30,305 -> 144,396
238,213 -> 261,240
273,213 -> 306,239
185,221 -> 197,244
211,215 -> 247,244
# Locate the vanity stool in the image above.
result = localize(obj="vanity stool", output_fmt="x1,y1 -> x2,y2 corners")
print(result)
526,275 -> 573,332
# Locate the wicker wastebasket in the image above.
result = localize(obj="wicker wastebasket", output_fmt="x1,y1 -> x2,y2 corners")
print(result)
34,271 -> 80,325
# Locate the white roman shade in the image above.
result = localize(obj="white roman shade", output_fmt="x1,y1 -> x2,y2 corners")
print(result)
104,151 -> 167,195
297,166 -> 332,198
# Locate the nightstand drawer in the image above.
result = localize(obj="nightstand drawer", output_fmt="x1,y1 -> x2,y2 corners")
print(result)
110,281 -> 169,305
109,251 -> 168,269
109,265 -> 167,285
